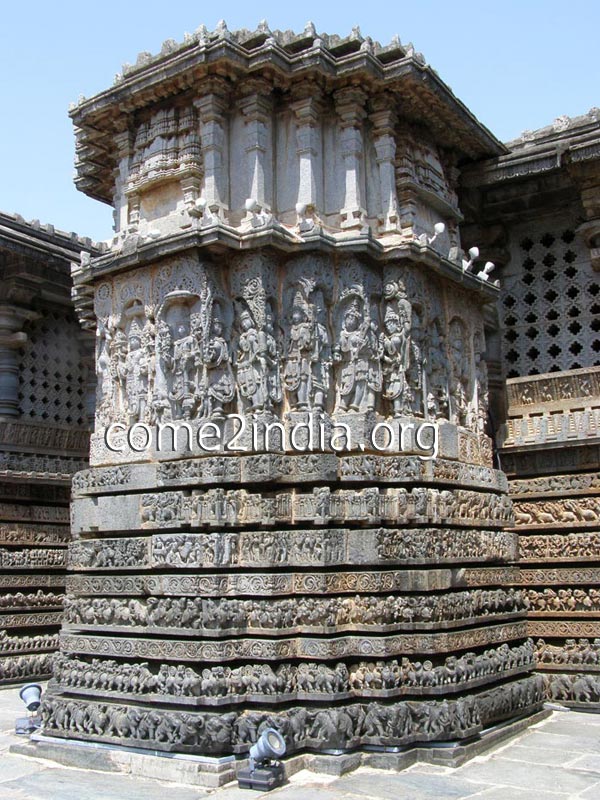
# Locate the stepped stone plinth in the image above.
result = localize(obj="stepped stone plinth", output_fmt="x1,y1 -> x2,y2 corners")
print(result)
40,22 -> 542,760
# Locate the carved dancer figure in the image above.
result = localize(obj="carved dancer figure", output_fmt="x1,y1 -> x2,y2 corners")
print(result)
407,307 -> 425,415
471,332 -> 489,433
261,301 -> 282,410
96,320 -> 114,423
110,328 -> 127,418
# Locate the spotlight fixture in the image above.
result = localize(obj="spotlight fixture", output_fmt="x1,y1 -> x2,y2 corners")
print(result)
418,221 -> 445,246
480,261 -> 496,281
462,246 -> 480,271
189,196 -> 207,218
429,221 -> 446,244
244,197 -> 271,228
15,683 -> 42,735
237,727 -> 287,792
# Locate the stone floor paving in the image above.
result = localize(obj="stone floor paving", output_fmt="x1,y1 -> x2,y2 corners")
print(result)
1,685 -> 600,799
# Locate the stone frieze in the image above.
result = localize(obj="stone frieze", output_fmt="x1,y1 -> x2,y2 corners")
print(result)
68,528 -> 517,571
40,674 -> 544,755
62,588 -> 526,636
53,640 -> 535,705
59,621 -> 529,662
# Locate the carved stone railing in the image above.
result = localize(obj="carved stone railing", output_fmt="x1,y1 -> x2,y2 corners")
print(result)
501,367 -> 600,448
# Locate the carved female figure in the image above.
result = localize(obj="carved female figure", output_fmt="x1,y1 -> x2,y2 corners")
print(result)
110,328 -> 128,417
311,306 -> 332,412
261,301 -> 282,410
96,321 -> 114,423
236,309 -> 266,413
381,306 -> 411,417
471,332 -> 489,433
407,307 -> 425,416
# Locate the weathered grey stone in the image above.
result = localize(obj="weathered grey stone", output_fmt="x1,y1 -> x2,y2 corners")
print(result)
0,215 -> 94,685
36,20 -> 550,771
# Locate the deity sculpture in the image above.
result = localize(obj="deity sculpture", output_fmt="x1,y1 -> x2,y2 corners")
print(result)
333,297 -> 382,413
381,298 -> 411,418
407,307 -> 425,416
236,309 -> 268,413
201,315 -> 235,419
122,318 -> 149,423
425,321 -> 448,419
283,288 -> 332,412
449,319 -> 470,427
163,311 -> 196,420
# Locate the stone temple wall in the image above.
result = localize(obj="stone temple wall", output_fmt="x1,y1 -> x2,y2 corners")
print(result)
0,213 -> 94,685
461,110 -> 600,708
39,24 -> 544,757
502,368 -> 600,708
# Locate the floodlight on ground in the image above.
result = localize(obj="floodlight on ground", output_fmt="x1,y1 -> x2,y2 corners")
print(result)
15,683 -> 42,735
19,683 -> 42,712
237,727 -> 287,792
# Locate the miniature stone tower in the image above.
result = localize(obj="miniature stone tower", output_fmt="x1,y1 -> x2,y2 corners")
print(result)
42,23 -> 543,764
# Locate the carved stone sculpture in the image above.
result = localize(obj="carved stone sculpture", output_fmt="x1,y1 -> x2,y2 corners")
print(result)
45,23 -> 539,761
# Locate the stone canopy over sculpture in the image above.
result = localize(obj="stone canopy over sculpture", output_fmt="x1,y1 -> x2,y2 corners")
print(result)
41,22 -> 544,765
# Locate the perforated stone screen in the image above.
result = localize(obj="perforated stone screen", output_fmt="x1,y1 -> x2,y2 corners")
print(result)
18,310 -> 88,427
501,219 -> 600,378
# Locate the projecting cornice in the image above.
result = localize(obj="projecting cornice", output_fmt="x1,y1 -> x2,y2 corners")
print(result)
69,21 -> 505,206
462,108 -> 600,188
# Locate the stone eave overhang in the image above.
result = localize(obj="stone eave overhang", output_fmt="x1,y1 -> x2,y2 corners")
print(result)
72,225 -> 499,306
70,34 -> 506,206
462,117 -> 600,189
0,213 -> 103,310
0,212 -> 97,266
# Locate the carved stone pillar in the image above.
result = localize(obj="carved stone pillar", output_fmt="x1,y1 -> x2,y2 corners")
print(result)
194,79 -> 230,220
0,304 -> 38,417
290,84 -> 323,217
370,97 -> 399,234
334,87 -> 368,229
239,79 -> 273,212
114,129 -> 134,233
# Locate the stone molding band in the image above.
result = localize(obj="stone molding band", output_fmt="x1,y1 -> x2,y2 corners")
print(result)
59,621 -> 529,662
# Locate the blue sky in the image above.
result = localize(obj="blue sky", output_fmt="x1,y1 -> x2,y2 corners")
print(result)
0,1 -> 597,242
